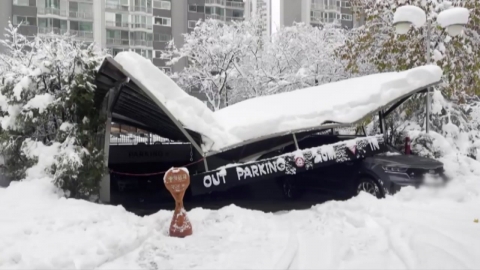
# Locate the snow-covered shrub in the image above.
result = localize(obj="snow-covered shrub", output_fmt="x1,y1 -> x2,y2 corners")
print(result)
0,23 -> 106,199
343,0 -> 480,160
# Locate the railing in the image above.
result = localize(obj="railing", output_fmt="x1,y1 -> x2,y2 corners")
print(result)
226,1 -> 244,8
69,30 -> 94,40
226,16 -> 244,21
205,0 -> 226,5
69,11 -> 93,20
37,27 -> 68,35
37,7 -> 68,16
37,28 -> 93,40
105,3 -> 129,11
130,40 -> 153,47
130,6 -> 153,13
311,4 -> 339,11
131,23 -> 153,30
109,133 -> 186,146
311,16 -> 339,24
205,14 -> 223,20
106,38 -> 130,46
105,21 -> 130,28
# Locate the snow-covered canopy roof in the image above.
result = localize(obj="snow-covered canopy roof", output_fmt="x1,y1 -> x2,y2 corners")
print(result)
95,52 -> 442,157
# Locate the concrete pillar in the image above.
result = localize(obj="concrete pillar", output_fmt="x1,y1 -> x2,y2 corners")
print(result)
93,0 -> 106,50
99,90 -> 115,204
99,118 -> 111,203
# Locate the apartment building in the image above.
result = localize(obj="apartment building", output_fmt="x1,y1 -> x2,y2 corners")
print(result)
0,0 -> 248,73
245,0 -> 272,39
0,0 -> 363,75
272,0 -> 362,31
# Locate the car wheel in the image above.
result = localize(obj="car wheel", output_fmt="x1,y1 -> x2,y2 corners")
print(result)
356,178 -> 384,199
282,177 -> 302,200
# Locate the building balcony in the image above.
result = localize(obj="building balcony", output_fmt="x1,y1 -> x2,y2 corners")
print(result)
16,25 -> 38,37
226,1 -> 244,8
205,14 -> 223,20
38,27 -> 68,35
105,21 -> 130,28
130,6 -> 153,13
106,38 -> 130,46
130,23 -> 153,30
226,16 -> 244,21
310,17 -> 338,24
311,4 -> 339,11
69,30 -> 94,40
37,28 -> 94,41
105,3 -> 129,12
130,40 -> 153,47
69,11 -> 94,20
37,7 -> 68,17
205,0 -> 225,6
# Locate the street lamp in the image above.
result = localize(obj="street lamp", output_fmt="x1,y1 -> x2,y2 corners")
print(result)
393,5 -> 470,133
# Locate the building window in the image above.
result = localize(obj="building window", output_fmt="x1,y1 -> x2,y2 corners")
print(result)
70,21 -> 93,31
159,67 -> 171,73
153,0 -> 171,10
69,2 -> 94,19
341,14 -> 352,21
232,10 -> 244,18
188,20 -> 197,29
154,17 -> 171,26
188,4 -> 205,13
38,18 -> 68,29
154,33 -> 171,42
111,48 -> 126,56
13,0 -> 32,6
341,1 -> 351,8
131,15 -> 153,29
154,50 -> 171,59
45,0 -> 60,9
13,15 -> 36,26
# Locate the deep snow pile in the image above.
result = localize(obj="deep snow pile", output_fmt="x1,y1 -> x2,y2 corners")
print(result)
1,137 -> 480,269
0,183 -> 289,269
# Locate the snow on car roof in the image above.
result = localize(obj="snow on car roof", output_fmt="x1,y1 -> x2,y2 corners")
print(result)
114,52 -> 442,154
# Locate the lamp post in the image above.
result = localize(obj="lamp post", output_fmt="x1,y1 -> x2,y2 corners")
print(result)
392,5 -> 470,133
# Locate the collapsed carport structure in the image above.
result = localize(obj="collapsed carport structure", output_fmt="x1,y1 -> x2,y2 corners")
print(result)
94,52 -> 442,203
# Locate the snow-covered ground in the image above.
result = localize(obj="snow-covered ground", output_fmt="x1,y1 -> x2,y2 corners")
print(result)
1,149 -> 480,269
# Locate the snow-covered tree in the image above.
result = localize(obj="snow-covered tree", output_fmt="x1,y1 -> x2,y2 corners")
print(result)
0,23 -> 106,199
340,0 -> 480,158
163,19 -> 261,110
164,19 -> 358,108
234,23 -> 364,100
341,0 -> 480,100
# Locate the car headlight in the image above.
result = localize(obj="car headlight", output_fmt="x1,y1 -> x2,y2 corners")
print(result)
382,166 -> 408,173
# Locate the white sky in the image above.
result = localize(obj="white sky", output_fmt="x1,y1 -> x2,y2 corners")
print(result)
271,0 -> 281,35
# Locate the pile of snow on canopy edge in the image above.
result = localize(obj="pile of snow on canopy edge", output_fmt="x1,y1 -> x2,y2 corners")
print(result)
113,52 -> 442,153
214,65 -> 442,145
114,52 -> 238,152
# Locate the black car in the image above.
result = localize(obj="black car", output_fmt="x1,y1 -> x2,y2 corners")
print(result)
263,134 -> 447,199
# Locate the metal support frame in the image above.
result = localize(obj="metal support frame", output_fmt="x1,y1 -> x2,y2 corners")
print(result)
103,57 -> 205,157
99,79 -> 126,204
203,157 -> 209,171
292,133 -> 300,150
378,111 -> 384,134
379,109 -> 388,142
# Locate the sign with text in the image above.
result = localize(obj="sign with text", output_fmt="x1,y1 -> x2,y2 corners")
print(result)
190,136 -> 387,196
164,167 -> 193,238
